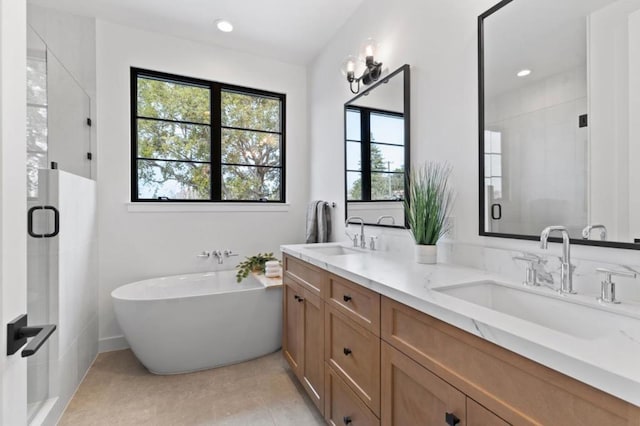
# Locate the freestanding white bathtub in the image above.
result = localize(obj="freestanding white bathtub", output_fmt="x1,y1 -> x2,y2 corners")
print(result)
111,270 -> 282,374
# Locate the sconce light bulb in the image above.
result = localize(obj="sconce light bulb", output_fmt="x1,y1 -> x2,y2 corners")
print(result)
360,38 -> 379,61
341,55 -> 358,78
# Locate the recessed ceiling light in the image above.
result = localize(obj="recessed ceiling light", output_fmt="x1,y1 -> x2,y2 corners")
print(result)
517,69 -> 532,77
215,19 -> 233,33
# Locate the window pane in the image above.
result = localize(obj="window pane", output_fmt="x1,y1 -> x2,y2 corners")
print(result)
222,165 -> 281,201
371,143 -> 404,172
346,141 -> 361,171
346,109 -> 361,141
491,155 -> 502,177
138,119 -> 210,162
370,113 -> 404,145
137,118 -> 210,162
137,77 -> 210,124
27,106 -> 48,153
222,91 -> 280,132
27,58 -> 47,105
27,153 -> 47,199
222,129 -> 280,166
137,160 -> 210,200
371,172 -> 404,201
347,171 -> 362,201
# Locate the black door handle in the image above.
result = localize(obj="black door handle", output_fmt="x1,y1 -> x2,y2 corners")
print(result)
343,294 -> 352,302
490,203 -> 502,220
343,416 -> 352,424
7,314 -> 56,357
343,347 -> 352,356
27,205 -> 60,238
445,412 -> 460,426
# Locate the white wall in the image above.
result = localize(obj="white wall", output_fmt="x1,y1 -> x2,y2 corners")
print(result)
0,0 -> 27,423
96,21 -> 310,348
308,0 -> 640,269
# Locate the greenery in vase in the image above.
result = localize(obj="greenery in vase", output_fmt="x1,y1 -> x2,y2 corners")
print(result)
405,162 -> 454,245
236,252 -> 279,283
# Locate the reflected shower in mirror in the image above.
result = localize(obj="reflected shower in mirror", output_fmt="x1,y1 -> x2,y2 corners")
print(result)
344,64 -> 410,228
479,0 -> 640,248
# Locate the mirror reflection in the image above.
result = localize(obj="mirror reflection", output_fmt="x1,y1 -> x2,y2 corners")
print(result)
345,65 -> 410,228
480,0 -> 640,247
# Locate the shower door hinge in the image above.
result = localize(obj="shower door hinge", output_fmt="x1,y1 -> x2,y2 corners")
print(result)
86,117 -> 92,126
87,152 -> 93,160
578,114 -> 588,128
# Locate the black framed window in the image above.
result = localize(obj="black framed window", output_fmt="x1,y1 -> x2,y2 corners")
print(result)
345,106 -> 405,201
131,68 -> 286,202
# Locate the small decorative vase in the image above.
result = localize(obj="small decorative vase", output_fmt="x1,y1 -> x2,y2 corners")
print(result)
415,244 -> 437,264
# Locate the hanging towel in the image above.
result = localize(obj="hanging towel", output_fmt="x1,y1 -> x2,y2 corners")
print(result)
305,200 -> 332,243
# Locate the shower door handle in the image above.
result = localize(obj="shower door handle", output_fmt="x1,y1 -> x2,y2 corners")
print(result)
27,205 -> 59,238
490,203 -> 502,220
6,314 -> 57,357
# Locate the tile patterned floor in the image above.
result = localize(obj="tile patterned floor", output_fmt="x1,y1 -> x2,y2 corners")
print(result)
59,349 -> 325,425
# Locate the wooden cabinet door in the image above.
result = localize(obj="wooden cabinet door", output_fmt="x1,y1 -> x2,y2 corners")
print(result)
283,280 -> 303,379
467,399 -> 510,426
301,288 -> 324,413
381,342 -> 466,426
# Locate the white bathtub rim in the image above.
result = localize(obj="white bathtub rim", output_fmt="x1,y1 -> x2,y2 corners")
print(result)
111,270 -> 274,302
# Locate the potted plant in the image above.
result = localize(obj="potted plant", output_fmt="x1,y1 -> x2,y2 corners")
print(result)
236,252 -> 279,282
404,162 -> 454,264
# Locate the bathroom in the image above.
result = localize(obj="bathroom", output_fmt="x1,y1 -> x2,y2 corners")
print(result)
1,0 -> 639,424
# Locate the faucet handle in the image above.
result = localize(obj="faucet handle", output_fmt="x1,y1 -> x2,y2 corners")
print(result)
352,234 -> 359,247
196,251 -> 211,259
369,235 -> 378,250
596,267 -> 637,304
513,255 -> 541,286
224,250 -> 239,257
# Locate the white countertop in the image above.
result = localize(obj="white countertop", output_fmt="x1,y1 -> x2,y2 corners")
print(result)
281,243 -> 640,406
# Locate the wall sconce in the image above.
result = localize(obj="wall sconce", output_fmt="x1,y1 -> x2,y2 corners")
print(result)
340,38 -> 383,94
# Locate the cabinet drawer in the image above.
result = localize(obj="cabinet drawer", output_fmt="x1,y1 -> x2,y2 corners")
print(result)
325,364 -> 379,426
467,398 -> 510,426
327,274 -> 380,335
283,254 -> 327,296
381,296 -> 636,425
381,342 -> 466,426
325,307 -> 380,416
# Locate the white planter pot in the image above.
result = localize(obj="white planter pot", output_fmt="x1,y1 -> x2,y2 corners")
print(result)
415,244 -> 437,264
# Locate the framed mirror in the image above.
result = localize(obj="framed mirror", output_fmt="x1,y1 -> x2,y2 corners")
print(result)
479,0 -> 640,249
344,64 -> 410,228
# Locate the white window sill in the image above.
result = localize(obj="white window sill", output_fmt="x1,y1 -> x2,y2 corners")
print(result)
126,202 -> 290,213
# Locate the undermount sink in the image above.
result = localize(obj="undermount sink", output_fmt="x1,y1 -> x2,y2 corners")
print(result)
434,281 -> 640,340
303,245 -> 361,256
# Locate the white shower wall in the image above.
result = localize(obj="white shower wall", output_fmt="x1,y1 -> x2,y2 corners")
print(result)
28,170 -> 98,425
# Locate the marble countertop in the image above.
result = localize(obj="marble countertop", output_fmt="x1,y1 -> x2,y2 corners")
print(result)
281,243 -> 640,406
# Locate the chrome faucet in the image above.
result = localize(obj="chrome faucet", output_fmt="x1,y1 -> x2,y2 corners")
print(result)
376,215 -> 396,225
540,226 -> 575,294
582,224 -> 607,241
345,216 -> 365,248
213,250 -> 224,264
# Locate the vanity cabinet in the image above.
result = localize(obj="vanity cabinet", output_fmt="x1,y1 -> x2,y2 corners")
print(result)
282,255 -> 640,425
282,273 -> 325,412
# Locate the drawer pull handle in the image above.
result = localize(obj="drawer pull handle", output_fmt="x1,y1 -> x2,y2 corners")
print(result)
343,347 -> 352,356
343,416 -> 352,424
297,296 -> 304,303
343,294 -> 352,302
445,412 -> 460,426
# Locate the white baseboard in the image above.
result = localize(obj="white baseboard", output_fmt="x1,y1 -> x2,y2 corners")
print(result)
98,335 -> 129,353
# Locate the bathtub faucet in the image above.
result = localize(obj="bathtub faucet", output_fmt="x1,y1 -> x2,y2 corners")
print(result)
213,250 -> 224,264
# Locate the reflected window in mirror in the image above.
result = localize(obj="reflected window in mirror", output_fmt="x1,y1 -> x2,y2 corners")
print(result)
346,107 -> 405,201
344,65 -> 410,228
478,0 -> 640,249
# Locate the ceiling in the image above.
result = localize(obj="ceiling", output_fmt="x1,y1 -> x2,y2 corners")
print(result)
27,0 -> 365,64
483,0 -> 616,96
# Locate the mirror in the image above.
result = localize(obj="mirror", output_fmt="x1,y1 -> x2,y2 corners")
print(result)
479,0 -> 640,248
344,64 -> 410,228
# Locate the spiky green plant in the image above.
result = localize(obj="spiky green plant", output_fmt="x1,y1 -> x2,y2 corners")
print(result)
236,252 -> 279,283
404,162 -> 454,245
